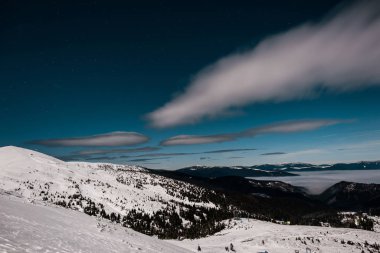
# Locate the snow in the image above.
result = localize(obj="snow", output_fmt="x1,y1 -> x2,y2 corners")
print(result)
169,218 -> 380,253
0,146 -> 215,219
3,193 -> 379,253
1,146 -> 380,253
1,195 -> 379,253
0,193 -> 190,253
370,216 -> 380,233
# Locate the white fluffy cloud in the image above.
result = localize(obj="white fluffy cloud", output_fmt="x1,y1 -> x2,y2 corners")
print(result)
148,1 -> 380,128
161,119 -> 347,146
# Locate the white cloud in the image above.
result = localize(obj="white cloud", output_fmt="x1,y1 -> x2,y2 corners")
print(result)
75,146 -> 159,155
161,119 -> 347,145
245,119 -> 347,136
282,149 -> 326,158
148,1 -> 380,128
160,134 -> 234,146
32,131 -> 149,147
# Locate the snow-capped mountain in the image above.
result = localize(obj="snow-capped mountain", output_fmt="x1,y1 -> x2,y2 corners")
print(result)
0,146 -> 228,239
254,162 -> 380,172
177,161 -> 380,178
177,165 -> 297,178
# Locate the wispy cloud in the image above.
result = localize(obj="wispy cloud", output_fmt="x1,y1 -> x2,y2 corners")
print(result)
147,1 -> 380,128
126,147 -> 257,158
282,149 -> 326,158
58,154 -> 118,161
74,146 -> 159,155
228,156 -> 244,159
203,148 -> 256,153
84,156 -> 119,161
244,120 -> 348,136
57,146 -> 159,162
73,147 -> 257,162
159,134 -> 235,145
127,157 -> 170,162
31,131 -> 149,147
261,152 -> 287,156
161,119 -> 348,146
131,152 -> 196,158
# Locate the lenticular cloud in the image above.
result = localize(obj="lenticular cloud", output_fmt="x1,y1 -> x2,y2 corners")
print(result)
32,132 -> 149,147
160,119 -> 347,146
148,1 -> 380,128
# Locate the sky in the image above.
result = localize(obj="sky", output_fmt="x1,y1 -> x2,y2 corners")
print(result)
1,0 -> 380,169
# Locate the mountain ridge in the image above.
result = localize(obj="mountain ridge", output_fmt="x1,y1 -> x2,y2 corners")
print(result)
0,146 -> 229,239
175,161 -> 380,178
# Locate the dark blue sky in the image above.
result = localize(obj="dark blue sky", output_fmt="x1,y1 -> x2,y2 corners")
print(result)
1,0 -> 380,169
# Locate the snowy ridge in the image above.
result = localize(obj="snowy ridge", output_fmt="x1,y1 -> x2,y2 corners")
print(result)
0,146 -> 222,238
0,146 -> 214,211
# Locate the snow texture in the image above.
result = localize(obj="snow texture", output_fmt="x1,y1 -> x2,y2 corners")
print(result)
0,194 -> 190,253
169,218 -> 380,253
0,146 -> 215,218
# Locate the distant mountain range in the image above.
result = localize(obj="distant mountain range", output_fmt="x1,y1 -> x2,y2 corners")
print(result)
176,161 -> 380,178
268,161 -> 380,172
154,168 -> 380,215
176,165 -> 297,178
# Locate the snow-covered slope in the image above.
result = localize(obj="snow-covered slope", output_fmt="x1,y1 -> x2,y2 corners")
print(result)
170,218 -> 380,253
2,193 -> 379,253
0,193 -> 190,253
0,146 -> 222,238
0,146 -> 212,211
